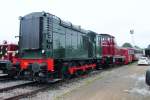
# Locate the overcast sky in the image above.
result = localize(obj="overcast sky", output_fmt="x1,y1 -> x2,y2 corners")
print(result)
0,0 -> 149,48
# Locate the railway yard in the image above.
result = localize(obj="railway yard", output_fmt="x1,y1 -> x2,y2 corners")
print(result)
0,11 -> 145,100
0,0 -> 150,100
0,62 -> 149,100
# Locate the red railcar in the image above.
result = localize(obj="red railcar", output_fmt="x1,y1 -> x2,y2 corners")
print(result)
120,48 -> 134,64
100,34 -> 126,67
0,41 -> 18,74
100,34 -> 136,67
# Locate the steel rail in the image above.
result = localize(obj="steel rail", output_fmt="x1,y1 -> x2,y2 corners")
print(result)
0,81 -> 37,92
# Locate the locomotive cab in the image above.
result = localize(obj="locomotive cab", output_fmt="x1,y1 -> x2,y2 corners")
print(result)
100,34 -> 115,67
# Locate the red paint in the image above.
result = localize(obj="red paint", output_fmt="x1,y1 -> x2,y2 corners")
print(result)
101,35 -> 115,57
120,48 -> 134,64
13,58 -> 54,72
68,64 -> 96,74
101,34 -> 135,65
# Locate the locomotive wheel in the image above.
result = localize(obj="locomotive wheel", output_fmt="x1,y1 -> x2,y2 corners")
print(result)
102,64 -> 108,69
75,70 -> 84,77
7,70 -> 17,78
96,64 -> 102,70
62,71 -> 72,79
146,69 -> 150,86
61,66 -> 72,79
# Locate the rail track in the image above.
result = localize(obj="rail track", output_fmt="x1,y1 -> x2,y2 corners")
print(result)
0,75 -> 14,82
0,81 -> 40,100
0,81 -> 59,100
0,81 -> 37,92
0,75 -> 9,78
3,85 -> 50,100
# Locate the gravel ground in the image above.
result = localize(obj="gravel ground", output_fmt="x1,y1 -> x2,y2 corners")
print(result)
59,63 -> 150,100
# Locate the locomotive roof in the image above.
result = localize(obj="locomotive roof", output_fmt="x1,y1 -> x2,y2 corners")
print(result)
21,12 -> 51,19
21,12 -> 89,34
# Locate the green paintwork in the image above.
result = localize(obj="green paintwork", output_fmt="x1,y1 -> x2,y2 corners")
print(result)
20,50 -> 43,59
19,12 -> 102,60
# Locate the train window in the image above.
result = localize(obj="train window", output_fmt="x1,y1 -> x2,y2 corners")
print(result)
82,36 -> 89,49
128,50 -> 134,54
99,36 -> 102,46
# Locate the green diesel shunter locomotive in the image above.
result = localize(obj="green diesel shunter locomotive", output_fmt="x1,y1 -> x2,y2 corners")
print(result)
12,12 -> 102,82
